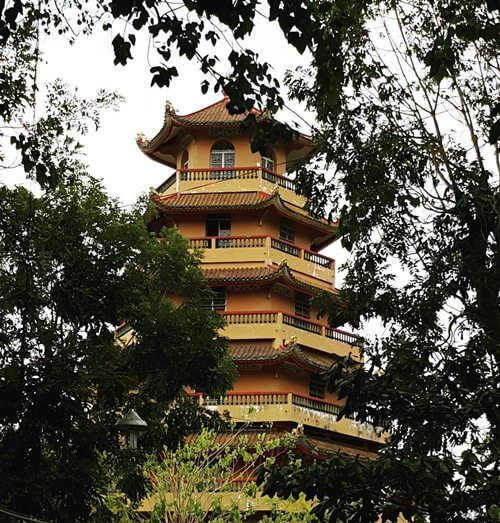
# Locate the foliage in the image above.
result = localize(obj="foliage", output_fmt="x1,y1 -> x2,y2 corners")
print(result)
265,2 -> 500,522
0,10 -> 123,189
1,0 -> 499,521
0,177 -> 236,521
106,427 -> 313,523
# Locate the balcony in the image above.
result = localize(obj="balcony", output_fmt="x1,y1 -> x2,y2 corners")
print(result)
199,391 -> 384,444
221,310 -> 360,358
156,167 -> 304,207
189,235 -> 334,288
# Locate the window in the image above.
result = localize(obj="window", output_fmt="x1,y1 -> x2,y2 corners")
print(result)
181,149 -> 189,169
202,287 -> 226,311
279,219 -> 295,243
295,292 -> 311,319
309,373 -> 325,399
210,140 -> 235,179
206,214 -> 231,237
261,147 -> 275,171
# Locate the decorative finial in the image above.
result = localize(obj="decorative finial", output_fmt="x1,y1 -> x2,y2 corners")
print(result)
165,100 -> 176,113
136,132 -> 149,146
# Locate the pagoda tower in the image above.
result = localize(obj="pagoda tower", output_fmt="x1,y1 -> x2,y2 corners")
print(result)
138,97 -> 383,458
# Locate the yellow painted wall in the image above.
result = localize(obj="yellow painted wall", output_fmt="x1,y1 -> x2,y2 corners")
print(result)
172,210 -> 327,253
233,366 -> 340,404
226,290 -> 289,312
176,132 -> 287,175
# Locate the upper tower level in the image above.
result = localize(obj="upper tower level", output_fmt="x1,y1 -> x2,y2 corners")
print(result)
136,97 -> 315,208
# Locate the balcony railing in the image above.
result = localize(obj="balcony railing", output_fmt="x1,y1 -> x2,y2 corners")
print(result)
154,167 -> 298,193
179,167 -> 260,181
304,250 -> 331,268
223,311 -> 278,325
291,392 -> 342,416
221,310 -> 360,348
261,168 -> 296,191
197,392 -> 385,442
283,312 -> 322,335
271,237 -> 300,257
204,391 -> 341,416
188,235 -> 334,270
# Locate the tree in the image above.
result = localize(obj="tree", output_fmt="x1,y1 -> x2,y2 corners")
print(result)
0,176 -> 236,521
263,2 -> 500,521
1,0 -> 499,520
105,426 -> 314,522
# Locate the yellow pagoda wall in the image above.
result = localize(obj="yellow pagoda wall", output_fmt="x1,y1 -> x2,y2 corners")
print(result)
226,290 -> 324,319
173,212 -> 323,252
233,368 -> 341,405
177,132 -> 287,175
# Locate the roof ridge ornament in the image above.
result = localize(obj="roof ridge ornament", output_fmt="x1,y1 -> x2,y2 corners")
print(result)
136,132 -> 149,147
165,100 -> 176,114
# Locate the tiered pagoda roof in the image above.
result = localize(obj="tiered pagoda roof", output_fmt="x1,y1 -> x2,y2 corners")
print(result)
152,190 -> 337,246
186,429 -> 378,459
229,343 -> 331,372
203,263 -> 333,295
137,97 -> 314,168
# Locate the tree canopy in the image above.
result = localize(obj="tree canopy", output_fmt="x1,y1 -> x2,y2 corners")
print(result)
1,0 -> 499,521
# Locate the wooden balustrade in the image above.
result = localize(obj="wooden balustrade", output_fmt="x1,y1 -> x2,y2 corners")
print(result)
325,327 -> 360,345
186,235 -> 333,271
203,391 -> 341,416
291,393 -> 341,415
205,392 -> 288,407
189,238 -> 211,249
179,167 -> 259,182
221,310 -> 358,347
304,249 -> 332,268
282,312 -> 322,335
270,237 -> 300,257
222,311 -> 278,324
174,167 -> 297,192
215,236 -> 266,248
261,168 -> 296,191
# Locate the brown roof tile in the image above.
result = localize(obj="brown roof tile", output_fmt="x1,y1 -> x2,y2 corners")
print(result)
229,342 -> 333,371
173,97 -> 258,127
229,344 -> 280,361
156,191 -> 269,210
203,263 -> 326,295
204,266 -> 274,282
153,190 -> 337,238
305,437 -> 378,459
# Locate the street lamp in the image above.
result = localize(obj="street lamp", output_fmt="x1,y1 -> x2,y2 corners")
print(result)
115,409 -> 148,449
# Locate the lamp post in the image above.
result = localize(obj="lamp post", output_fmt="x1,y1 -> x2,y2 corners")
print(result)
115,409 -> 148,449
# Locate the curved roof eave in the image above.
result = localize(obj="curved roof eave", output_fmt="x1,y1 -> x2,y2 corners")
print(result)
203,261 -> 332,296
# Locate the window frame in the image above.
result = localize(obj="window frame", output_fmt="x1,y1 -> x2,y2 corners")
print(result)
202,286 -> 226,311
210,140 -> 235,173
295,292 -> 311,319
279,219 -> 295,244
309,373 -> 325,399
206,214 -> 231,238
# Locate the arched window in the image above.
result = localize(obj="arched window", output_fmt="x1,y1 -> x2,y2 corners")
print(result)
181,149 -> 189,169
261,147 -> 276,172
210,140 -> 235,169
